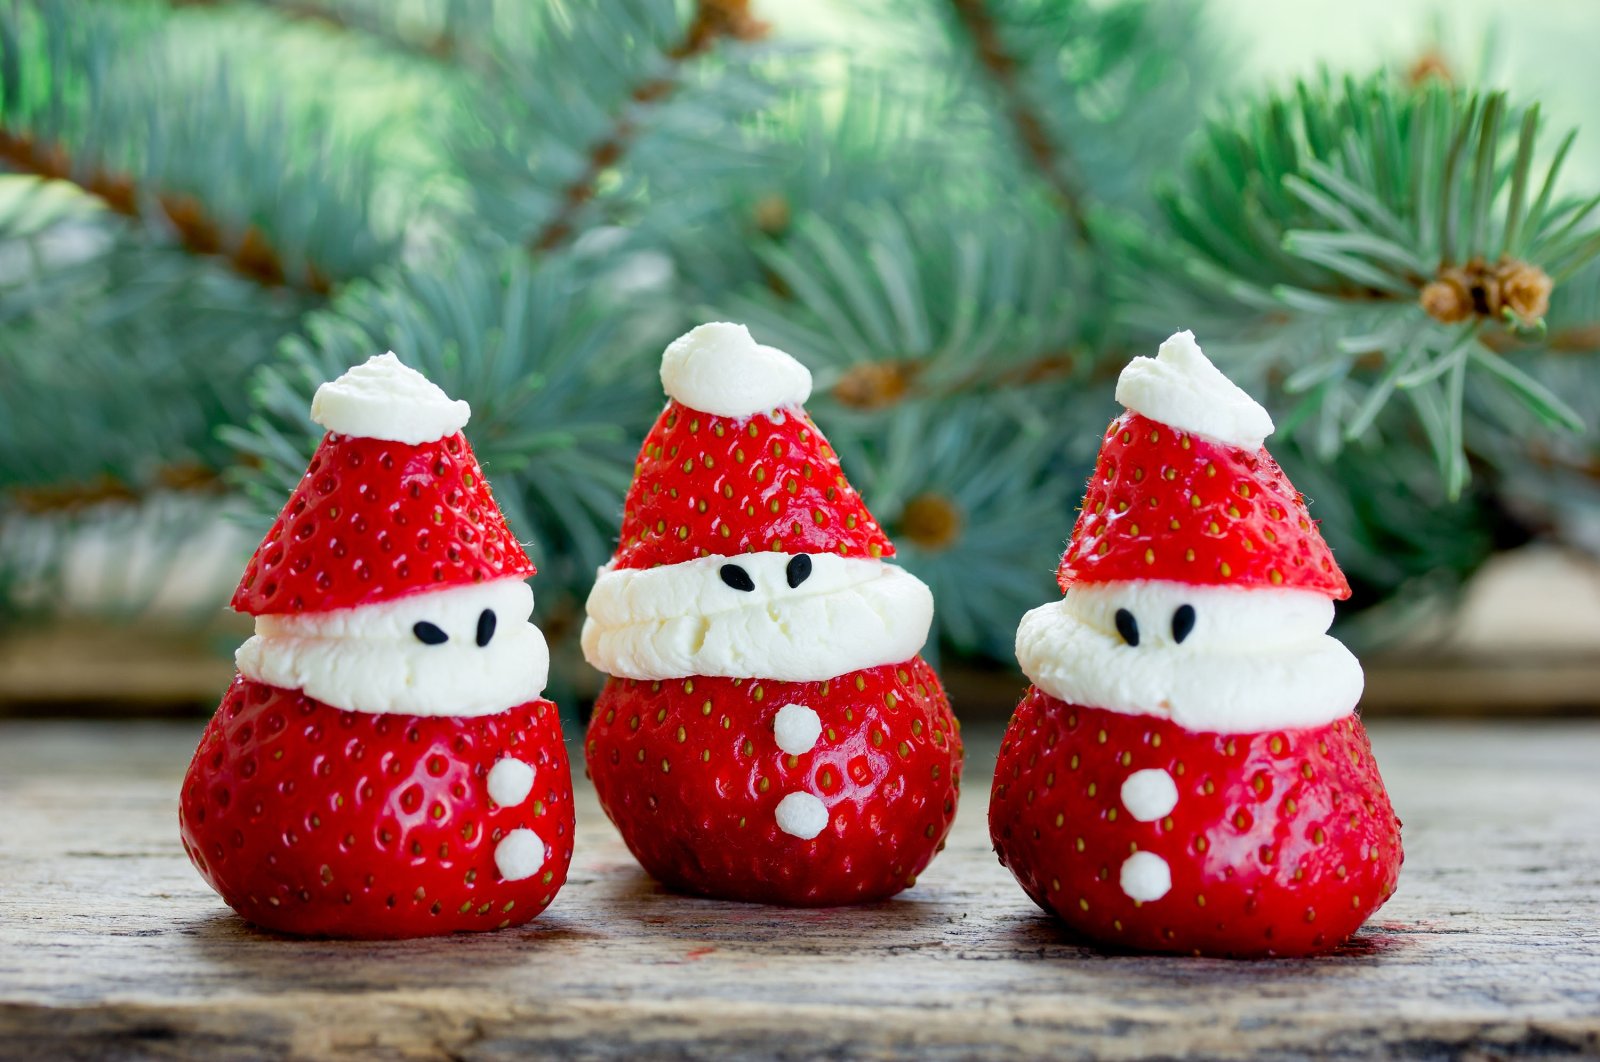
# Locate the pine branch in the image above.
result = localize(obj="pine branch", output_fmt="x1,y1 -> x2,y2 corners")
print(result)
822,396 -> 1081,660
1,2 -> 416,293
176,0 -> 516,71
233,0 -> 461,62
944,0 -> 1094,247
528,0 -> 766,253
0,129 -> 331,294
1149,75 -> 1600,497
715,200 -> 1103,410
8,463 -> 226,514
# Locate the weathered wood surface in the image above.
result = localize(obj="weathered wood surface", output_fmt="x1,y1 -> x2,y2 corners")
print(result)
1,719 -> 1597,1060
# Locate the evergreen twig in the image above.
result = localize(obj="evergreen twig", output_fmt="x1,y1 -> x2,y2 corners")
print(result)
944,0 -> 1094,248
0,129 -> 330,293
529,0 -> 766,253
233,0 -> 461,62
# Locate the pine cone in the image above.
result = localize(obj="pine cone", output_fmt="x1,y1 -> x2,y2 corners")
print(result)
1497,260 -> 1552,325
1420,269 -> 1472,324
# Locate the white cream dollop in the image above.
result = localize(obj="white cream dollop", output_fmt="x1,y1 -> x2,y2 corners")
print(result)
1015,580 -> 1362,733
1115,331 -> 1274,450
581,552 -> 931,682
236,577 -> 548,717
310,352 -> 471,445
659,322 -> 813,419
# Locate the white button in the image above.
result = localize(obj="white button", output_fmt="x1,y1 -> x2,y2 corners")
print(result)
1120,768 -> 1178,822
1120,851 -> 1172,902
774,792 -> 828,839
487,757 -> 535,807
494,828 -> 546,881
773,703 -> 822,756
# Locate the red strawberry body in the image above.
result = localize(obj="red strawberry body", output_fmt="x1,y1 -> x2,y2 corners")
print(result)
614,400 -> 893,570
180,676 -> 574,939
586,657 -> 962,906
1059,412 -> 1349,599
989,689 -> 1401,957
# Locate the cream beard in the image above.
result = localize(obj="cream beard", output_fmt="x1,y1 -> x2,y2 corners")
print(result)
581,552 -> 933,681
1015,580 -> 1362,733
236,578 -> 549,716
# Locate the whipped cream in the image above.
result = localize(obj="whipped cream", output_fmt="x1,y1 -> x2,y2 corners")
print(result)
236,578 -> 549,716
1015,580 -> 1362,733
582,552 -> 932,682
1115,331 -> 1274,450
659,322 -> 813,419
310,352 -> 471,445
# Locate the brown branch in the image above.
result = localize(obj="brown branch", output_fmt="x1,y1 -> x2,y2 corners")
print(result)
259,0 -> 458,59
7,464 -> 226,515
946,0 -> 1095,249
173,0 -> 463,64
0,129 -> 333,295
1482,322 -> 1600,355
1524,442 -> 1600,483
830,347 -> 1119,410
529,0 -> 766,254
1547,324 -> 1600,353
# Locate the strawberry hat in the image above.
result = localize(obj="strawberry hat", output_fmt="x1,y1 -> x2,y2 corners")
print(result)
233,353 -> 535,616
611,322 -> 894,571
1057,331 -> 1350,600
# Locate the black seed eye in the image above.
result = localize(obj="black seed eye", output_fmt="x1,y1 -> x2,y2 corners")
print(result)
785,554 -> 812,589
719,564 -> 755,592
1114,608 -> 1140,647
413,621 -> 448,645
1172,604 -> 1196,644
476,609 -> 497,647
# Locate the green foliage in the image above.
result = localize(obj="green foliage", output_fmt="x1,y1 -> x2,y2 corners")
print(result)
1156,74 -> 1596,497
917,0 -> 1225,217
452,0 -> 778,251
3,0 -> 1599,679
226,249 -> 662,580
0,0 -> 415,283
829,398 -> 1080,661
0,177 -> 315,489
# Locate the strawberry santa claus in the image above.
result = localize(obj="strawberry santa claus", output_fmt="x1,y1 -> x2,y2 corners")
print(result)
582,322 -> 963,906
990,331 -> 1402,958
179,353 -> 574,939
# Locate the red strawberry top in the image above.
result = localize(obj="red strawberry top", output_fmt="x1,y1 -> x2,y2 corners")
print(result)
583,323 -> 934,688
1058,330 -> 1349,600
232,354 -> 535,616
613,400 -> 893,570
609,322 -> 895,571
1057,411 -> 1349,599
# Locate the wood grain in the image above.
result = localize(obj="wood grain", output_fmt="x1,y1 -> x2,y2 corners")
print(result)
1,719 -> 1597,1060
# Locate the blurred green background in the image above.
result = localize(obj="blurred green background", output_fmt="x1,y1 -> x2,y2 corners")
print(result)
2,0 -> 1598,715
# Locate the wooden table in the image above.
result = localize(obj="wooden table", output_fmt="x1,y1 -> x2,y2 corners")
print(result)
2,718 -> 1598,1060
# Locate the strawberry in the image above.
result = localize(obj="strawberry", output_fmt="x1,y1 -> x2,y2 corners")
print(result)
614,400 -> 893,570
233,430 -> 535,616
1058,412 -> 1349,599
989,689 -> 1402,957
180,677 -> 574,939
585,657 -> 962,906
